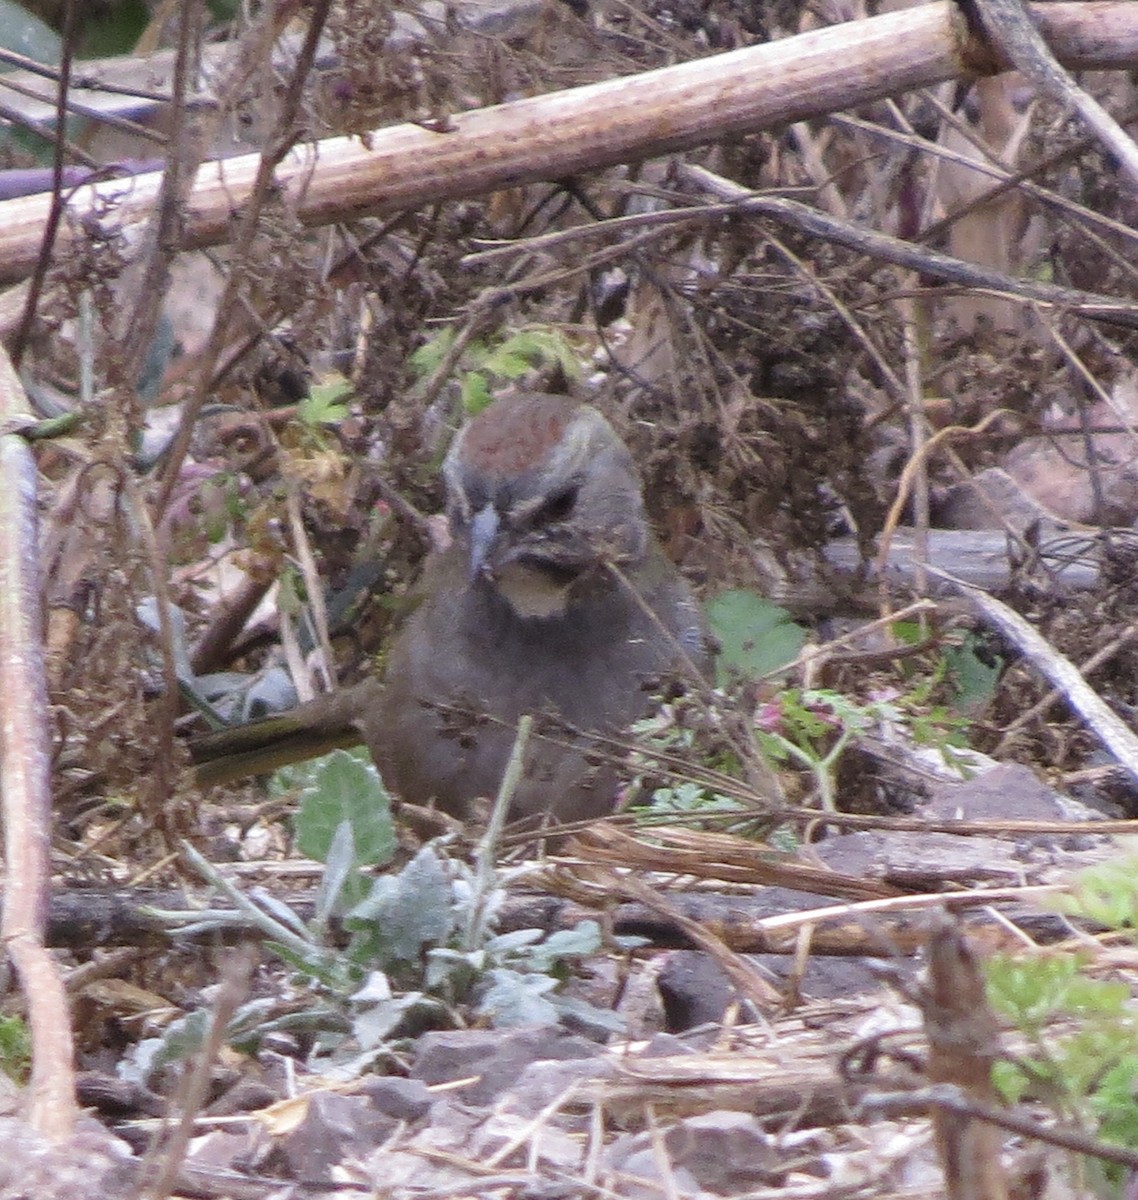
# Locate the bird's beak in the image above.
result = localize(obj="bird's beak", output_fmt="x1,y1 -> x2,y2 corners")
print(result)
468,505 -> 499,580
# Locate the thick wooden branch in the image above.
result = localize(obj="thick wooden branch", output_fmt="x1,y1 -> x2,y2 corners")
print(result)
0,348 -> 75,1137
0,2 -> 1134,285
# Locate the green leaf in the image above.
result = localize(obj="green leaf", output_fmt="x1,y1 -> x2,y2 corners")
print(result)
313,819 -> 356,927
299,378 -> 352,427
150,1009 -> 211,1070
501,329 -> 580,378
482,928 -> 545,956
483,348 -> 532,379
409,328 -> 456,379
348,846 -> 456,963
460,372 -> 493,414
351,990 -> 431,1049
0,1 -> 60,66
521,921 -> 603,972
476,967 -> 559,1026
77,0 -> 149,58
291,750 -> 396,868
265,939 -> 345,990
706,589 -> 805,685
985,952 -> 1093,1030
1054,849 -> 1138,931
0,1016 -> 30,1083
942,633 -> 1002,715
1092,1056 -> 1138,1148
991,1059 -> 1030,1105
646,783 -> 744,815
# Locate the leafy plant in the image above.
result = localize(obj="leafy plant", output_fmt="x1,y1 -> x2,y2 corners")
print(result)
754,688 -> 874,811
891,622 -> 1002,727
706,592 -> 986,807
297,377 -> 352,431
282,751 -> 396,882
409,326 -> 580,414
706,589 -> 805,686
941,630 -> 1004,715
985,848 -> 1138,1191
0,1015 -> 30,1084
155,745 -> 621,1078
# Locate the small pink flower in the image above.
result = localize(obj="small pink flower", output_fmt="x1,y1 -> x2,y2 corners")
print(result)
754,701 -> 784,733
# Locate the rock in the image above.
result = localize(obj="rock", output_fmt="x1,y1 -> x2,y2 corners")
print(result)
498,1055 -> 617,1115
472,1111 -> 582,1171
663,1111 -> 785,1191
935,467 -> 1065,533
0,1119 -> 135,1200
605,1111 -> 784,1196
815,762 -> 1108,890
657,946 -> 882,1031
276,1091 -> 397,1182
409,1026 -> 601,1106
358,1075 -> 433,1122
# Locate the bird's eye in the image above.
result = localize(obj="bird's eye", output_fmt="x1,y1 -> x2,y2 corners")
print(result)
535,484 -> 579,525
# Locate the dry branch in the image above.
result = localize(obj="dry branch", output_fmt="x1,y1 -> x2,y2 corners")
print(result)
815,528 -> 1104,606
0,2 -> 1134,286
0,348 -> 75,1137
677,163 -> 1138,329
921,915 -> 1008,1200
972,0 -> 1138,188
930,566 -> 1138,785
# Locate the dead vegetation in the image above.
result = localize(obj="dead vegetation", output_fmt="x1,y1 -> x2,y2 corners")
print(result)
3,0 -> 1138,1195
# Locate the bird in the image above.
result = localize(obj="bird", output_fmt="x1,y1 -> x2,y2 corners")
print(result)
193,393 -> 712,826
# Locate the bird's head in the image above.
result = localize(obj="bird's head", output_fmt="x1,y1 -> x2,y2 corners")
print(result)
443,394 -> 649,619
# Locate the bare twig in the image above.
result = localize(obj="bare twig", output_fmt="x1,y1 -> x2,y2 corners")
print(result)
139,948 -> 254,1200
996,625 -> 1138,750
0,3 -> 1135,288
928,565 -> 1138,785
188,566 -> 276,677
115,0 -> 206,391
153,0 -> 335,517
571,862 -> 784,1010
675,164 -> 1138,330
834,110 -> 1138,266
463,715 -> 534,951
867,1085 -> 1138,1170
284,484 -> 335,694
971,0 -> 1138,190
919,914 -> 1008,1200
0,69 -> 168,145
10,0 -> 78,368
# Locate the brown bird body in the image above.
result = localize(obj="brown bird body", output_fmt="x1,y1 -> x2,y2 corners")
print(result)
194,394 -> 711,824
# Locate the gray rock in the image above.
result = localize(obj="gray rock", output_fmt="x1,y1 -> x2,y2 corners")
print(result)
605,1111 -> 784,1196
410,1026 -> 601,1106
358,1075 -> 433,1123
276,1091 -> 397,1182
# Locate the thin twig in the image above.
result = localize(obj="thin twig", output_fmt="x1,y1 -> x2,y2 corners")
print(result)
867,1084 -> 1138,1169
0,71 -> 169,144
153,0 -> 334,518
675,164 -> 1138,330
10,0 -> 78,368
285,485 -> 335,695
971,0 -> 1138,190
464,715 -> 533,951
117,0 -> 205,391
928,565 -> 1138,785
834,109 -> 1138,276
139,948 -> 254,1200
